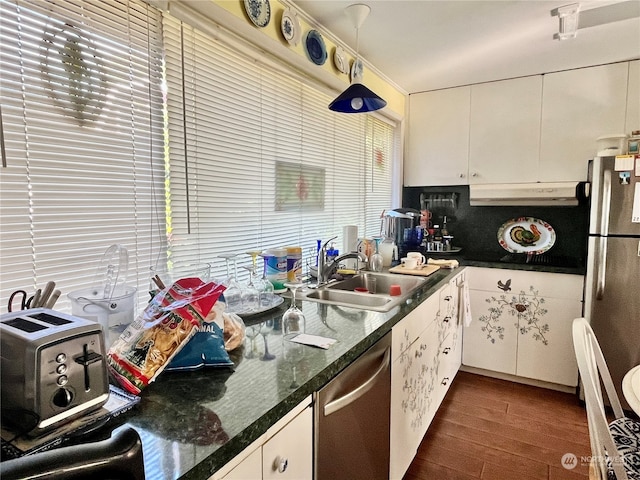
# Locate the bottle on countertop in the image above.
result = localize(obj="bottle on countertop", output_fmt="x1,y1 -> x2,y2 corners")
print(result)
433,224 -> 442,243
441,216 -> 449,237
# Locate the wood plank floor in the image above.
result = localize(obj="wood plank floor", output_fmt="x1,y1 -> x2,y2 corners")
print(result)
404,371 -> 592,480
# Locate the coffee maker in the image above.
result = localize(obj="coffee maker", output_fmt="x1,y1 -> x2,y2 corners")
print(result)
381,208 -> 422,261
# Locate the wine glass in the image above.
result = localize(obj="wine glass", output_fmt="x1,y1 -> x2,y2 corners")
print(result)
281,284 -> 306,389
282,282 -> 306,341
259,320 -> 276,361
241,265 -> 260,312
258,272 -> 275,309
370,237 -> 384,272
244,324 -> 261,359
218,253 -> 243,313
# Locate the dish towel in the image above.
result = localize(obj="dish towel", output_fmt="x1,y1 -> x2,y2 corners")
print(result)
427,258 -> 459,269
461,281 -> 472,327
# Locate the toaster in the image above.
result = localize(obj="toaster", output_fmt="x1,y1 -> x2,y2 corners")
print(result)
0,308 -> 109,436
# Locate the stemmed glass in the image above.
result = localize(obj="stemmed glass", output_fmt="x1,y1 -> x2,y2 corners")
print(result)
244,324 -> 261,359
282,282 -> 306,341
218,253 -> 243,313
370,237 -> 384,272
259,320 -> 275,361
282,283 -> 306,389
241,265 -> 260,313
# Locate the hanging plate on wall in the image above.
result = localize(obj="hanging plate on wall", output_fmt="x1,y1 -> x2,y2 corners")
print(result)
333,46 -> 349,75
497,217 -> 556,254
350,58 -> 364,82
281,7 -> 301,46
244,0 -> 271,28
304,30 -> 327,65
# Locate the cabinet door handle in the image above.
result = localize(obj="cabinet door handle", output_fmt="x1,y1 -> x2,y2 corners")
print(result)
443,316 -> 450,323
444,296 -> 452,301
273,456 -> 288,473
458,173 -> 465,178
443,347 -> 451,354
323,347 -> 390,416
441,377 -> 450,386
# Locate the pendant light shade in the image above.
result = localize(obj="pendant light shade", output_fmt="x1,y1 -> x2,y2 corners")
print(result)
329,4 -> 386,114
329,82 -> 387,113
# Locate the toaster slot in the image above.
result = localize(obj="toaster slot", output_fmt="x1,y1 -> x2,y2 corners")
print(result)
3,317 -> 47,333
29,312 -> 72,326
74,344 -> 104,392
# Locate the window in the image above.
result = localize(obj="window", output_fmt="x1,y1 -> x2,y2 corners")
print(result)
162,15 -> 396,281
0,0 -> 397,314
0,0 -> 165,312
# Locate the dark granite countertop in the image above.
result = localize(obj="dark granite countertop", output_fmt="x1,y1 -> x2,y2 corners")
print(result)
105,259 -> 583,479
115,267 -> 459,479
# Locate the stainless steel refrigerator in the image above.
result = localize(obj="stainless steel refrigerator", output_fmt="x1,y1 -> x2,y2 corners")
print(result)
584,156 -> 640,411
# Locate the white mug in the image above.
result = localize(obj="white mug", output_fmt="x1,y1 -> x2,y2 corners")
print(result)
407,252 -> 426,266
401,257 -> 418,269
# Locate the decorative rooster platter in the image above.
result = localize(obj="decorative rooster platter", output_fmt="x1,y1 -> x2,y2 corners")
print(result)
497,217 -> 556,254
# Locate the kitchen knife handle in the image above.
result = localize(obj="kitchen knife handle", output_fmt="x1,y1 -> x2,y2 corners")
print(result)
596,236 -> 607,300
38,281 -> 56,309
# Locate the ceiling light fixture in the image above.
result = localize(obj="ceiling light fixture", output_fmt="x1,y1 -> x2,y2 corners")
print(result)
329,3 -> 386,113
551,3 -> 581,40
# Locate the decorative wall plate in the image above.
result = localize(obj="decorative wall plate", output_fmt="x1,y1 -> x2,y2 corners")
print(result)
304,30 -> 327,65
351,58 -> 364,82
333,46 -> 349,74
244,0 -> 271,28
280,8 -> 301,46
497,217 -> 556,254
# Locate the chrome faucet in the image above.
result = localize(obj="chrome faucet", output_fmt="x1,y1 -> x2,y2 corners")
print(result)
317,236 -> 368,286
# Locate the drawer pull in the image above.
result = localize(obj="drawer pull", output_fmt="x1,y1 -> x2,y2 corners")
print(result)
441,377 -> 450,386
443,347 -> 451,354
274,456 -> 288,473
444,296 -> 452,301
443,316 -> 450,323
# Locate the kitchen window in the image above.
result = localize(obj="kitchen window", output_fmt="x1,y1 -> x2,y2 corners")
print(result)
0,0 -> 166,312
0,0 -> 396,313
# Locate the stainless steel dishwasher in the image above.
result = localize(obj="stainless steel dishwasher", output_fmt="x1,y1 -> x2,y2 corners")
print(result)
314,333 -> 391,480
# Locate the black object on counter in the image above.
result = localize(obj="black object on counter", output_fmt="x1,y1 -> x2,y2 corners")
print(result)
0,427 -> 144,480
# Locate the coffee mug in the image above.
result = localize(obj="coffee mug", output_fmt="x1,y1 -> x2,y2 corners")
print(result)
401,257 -> 418,269
407,252 -> 426,266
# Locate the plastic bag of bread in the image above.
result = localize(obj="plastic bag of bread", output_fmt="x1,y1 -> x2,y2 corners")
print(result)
222,310 -> 245,351
107,278 -> 226,394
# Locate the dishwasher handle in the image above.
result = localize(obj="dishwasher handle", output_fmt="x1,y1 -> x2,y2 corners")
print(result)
323,347 -> 390,417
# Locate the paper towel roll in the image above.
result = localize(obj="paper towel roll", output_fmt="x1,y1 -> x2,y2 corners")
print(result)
343,225 -> 358,270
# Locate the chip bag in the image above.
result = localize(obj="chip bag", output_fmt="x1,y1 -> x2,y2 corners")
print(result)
107,278 -> 225,394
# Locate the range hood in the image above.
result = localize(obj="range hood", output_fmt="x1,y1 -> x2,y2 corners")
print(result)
469,182 -> 582,206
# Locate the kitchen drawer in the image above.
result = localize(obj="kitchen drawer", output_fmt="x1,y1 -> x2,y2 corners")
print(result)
392,292 -> 439,361
466,267 -> 583,299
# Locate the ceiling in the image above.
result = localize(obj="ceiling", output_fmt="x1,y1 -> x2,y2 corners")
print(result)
292,0 -> 640,94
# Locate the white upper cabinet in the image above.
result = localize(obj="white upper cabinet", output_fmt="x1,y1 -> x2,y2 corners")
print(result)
405,61 -> 635,186
406,86 -> 470,186
539,62 -> 629,182
468,76 -> 542,184
626,60 -> 639,134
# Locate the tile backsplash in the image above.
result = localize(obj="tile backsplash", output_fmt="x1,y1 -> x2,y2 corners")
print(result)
402,185 -> 589,266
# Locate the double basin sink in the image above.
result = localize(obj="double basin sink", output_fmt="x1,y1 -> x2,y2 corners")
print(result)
301,272 -> 427,312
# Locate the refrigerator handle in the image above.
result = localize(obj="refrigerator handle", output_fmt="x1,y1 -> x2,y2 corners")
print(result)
600,169 -> 611,236
596,236 -> 607,300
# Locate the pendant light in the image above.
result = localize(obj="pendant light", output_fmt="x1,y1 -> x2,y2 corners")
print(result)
329,4 -> 386,113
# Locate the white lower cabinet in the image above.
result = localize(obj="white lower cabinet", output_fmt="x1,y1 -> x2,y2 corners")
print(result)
390,272 -> 464,479
213,397 -> 313,480
463,267 -> 583,386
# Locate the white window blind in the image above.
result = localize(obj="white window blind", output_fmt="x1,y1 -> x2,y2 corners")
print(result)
162,14 -> 395,281
0,0 -> 166,312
